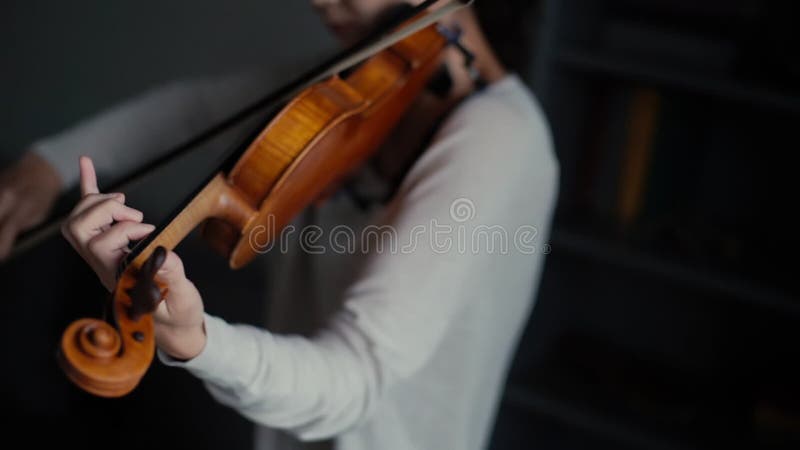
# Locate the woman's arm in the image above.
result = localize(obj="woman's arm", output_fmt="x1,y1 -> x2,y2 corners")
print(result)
158,94 -> 559,441
32,71 -> 270,188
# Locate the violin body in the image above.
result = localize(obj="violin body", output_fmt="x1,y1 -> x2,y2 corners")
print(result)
59,22 -> 448,397
210,26 -> 447,268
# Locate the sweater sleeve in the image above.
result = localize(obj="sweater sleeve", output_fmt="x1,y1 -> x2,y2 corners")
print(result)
30,71 -> 270,188
159,78 -> 559,442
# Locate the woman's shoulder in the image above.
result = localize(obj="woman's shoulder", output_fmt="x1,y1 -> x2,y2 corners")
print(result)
420,74 -> 558,187
395,74 -> 560,223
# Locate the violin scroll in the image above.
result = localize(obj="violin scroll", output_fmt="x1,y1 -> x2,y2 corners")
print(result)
58,249 -> 167,398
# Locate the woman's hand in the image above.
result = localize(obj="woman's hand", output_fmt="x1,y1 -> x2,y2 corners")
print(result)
62,156 -> 207,360
61,156 -> 153,290
0,151 -> 63,259
151,249 -> 207,360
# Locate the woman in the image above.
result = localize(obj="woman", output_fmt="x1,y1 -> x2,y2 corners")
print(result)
9,1 -> 557,449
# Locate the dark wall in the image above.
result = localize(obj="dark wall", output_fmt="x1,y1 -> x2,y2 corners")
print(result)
0,0 -> 333,157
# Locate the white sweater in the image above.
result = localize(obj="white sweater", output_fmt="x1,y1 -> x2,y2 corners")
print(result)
36,73 -> 558,450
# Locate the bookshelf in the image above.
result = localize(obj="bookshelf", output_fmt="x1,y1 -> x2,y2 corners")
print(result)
556,48 -> 800,114
503,385 -> 696,450
550,229 -> 800,316
492,1 -> 800,449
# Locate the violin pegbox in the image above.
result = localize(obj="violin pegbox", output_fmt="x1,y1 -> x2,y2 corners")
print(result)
125,246 -> 169,322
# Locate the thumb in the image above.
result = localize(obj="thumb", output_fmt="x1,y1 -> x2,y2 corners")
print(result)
154,250 -> 202,321
0,220 -> 19,260
156,250 -> 189,287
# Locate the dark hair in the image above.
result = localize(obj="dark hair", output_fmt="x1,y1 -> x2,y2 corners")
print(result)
473,0 -> 540,75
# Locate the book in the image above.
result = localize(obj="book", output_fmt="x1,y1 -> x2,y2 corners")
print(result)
616,87 -> 661,228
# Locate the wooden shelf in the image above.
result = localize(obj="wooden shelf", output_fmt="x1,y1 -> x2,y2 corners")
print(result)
549,228 -> 800,316
556,48 -> 800,114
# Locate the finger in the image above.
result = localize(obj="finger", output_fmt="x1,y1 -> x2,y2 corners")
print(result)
156,250 -> 187,287
79,156 -> 99,197
2,200 -> 42,240
0,218 -> 19,260
0,200 -> 34,258
13,196 -> 45,229
156,250 -> 192,317
68,199 -> 145,245
71,192 -> 125,217
154,300 -> 171,322
86,221 -> 155,260
0,189 -> 16,220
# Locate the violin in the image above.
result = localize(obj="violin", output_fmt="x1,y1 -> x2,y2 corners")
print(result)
58,0 -> 473,397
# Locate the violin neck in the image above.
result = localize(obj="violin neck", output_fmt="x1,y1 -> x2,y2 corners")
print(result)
128,173 -> 257,270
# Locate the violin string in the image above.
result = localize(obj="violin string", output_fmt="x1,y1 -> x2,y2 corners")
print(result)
317,0 -> 472,83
